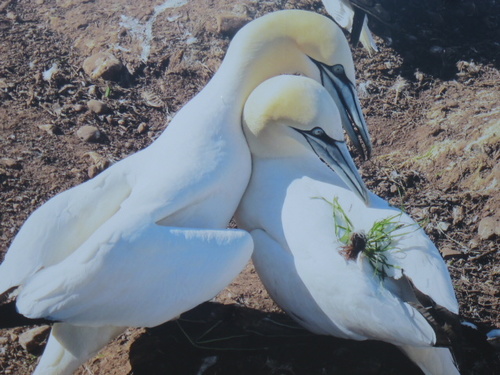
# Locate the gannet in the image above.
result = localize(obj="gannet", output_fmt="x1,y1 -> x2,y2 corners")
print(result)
0,10 -> 371,375
235,75 -> 462,375
322,0 -> 378,54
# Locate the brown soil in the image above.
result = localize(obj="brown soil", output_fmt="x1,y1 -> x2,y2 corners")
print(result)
0,0 -> 499,374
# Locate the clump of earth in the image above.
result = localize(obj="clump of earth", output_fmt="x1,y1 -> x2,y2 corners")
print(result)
0,0 -> 498,374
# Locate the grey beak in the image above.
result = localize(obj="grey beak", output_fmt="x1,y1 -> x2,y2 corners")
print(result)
312,60 -> 372,160
294,127 -> 370,205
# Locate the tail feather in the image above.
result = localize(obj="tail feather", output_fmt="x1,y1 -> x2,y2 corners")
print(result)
33,323 -> 125,375
399,345 -> 460,375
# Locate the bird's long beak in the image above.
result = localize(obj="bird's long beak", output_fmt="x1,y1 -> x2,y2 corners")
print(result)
295,128 -> 370,205
311,60 -> 372,159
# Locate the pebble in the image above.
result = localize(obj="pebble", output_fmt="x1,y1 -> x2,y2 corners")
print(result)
216,14 -> 250,36
73,104 -> 85,112
0,158 -> 21,169
478,216 -> 500,240
88,85 -> 98,97
6,12 -> 17,21
87,99 -> 109,115
452,205 -> 465,225
83,51 -> 123,81
88,165 -> 101,178
37,124 -> 57,135
137,122 -> 148,134
437,221 -> 450,232
19,326 -> 50,354
76,125 -> 100,142
440,248 -> 463,259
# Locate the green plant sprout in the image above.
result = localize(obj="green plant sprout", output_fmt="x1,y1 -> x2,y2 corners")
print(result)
104,86 -> 112,98
318,196 -> 417,280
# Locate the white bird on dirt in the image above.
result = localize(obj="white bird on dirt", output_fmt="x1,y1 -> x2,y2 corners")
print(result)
322,0 -> 378,54
235,74 -> 462,375
0,10 -> 371,375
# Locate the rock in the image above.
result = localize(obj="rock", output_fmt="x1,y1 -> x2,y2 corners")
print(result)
83,51 -> 123,81
6,12 -> 17,21
478,216 -> 500,240
88,164 -> 101,178
88,85 -> 98,97
0,158 -> 21,169
215,14 -> 250,36
87,99 -> 109,114
37,123 -> 58,135
440,248 -> 463,259
137,122 -> 148,134
84,151 -> 110,178
19,326 -> 50,354
73,104 -> 85,112
452,205 -> 465,225
77,125 -> 100,142
437,221 -> 450,232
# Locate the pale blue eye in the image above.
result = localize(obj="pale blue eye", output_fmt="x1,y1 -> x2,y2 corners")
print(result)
333,64 -> 344,75
312,128 -> 324,136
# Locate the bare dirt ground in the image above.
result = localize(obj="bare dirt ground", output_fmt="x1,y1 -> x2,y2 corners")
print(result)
0,0 -> 499,374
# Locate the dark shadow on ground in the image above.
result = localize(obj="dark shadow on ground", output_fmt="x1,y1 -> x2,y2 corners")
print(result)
129,302 -> 423,375
357,0 -> 500,79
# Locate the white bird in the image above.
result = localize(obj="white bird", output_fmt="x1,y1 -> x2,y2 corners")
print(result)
235,75 -> 461,375
322,0 -> 378,54
0,10 -> 371,375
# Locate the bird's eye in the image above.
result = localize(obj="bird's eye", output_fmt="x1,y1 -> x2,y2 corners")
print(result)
311,127 -> 325,137
332,64 -> 344,75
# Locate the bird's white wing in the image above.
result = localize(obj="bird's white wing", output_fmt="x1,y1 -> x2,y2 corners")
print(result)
304,183 -> 458,313
251,228 -> 353,337
0,166 -> 131,294
387,216 -> 459,313
322,0 -> 355,30
16,219 -> 253,328
322,0 -> 377,54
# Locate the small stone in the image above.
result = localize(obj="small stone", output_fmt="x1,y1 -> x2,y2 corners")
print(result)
216,14 -> 250,36
467,239 -> 479,251
87,99 -> 109,115
0,336 -> 8,345
88,165 -> 100,178
478,216 -> 500,240
88,85 -> 98,96
76,125 -> 100,142
452,206 -> 465,225
19,326 -> 50,355
440,248 -> 463,259
6,12 -> 17,21
137,122 -> 148,134
83,52 -> 123,81
37,124 -> 57,135
437,221 -> 450,232
73,104 -> 85,112
0,158 -> 21,169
